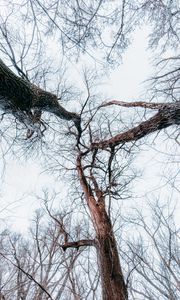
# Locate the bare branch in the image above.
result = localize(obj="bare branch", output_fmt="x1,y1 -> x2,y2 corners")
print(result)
92,103 -> 180,149
60,239 -> 96,251
99,100 -> 176,110
0,252 -> 53,300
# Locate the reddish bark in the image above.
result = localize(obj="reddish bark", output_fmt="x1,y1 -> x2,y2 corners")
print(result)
92,102 -> 180,149
76,155 -> 128,300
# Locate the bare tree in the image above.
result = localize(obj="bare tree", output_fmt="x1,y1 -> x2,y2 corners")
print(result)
0,208 -> 97,300
122,200 -> 180,300
0,1 -> 179,300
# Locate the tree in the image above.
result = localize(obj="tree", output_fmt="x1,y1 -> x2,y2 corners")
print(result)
0,208 -> 95,300
122,201 -> 180,299
0,1 -> 179,299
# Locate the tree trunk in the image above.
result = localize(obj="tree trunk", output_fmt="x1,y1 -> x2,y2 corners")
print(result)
91,201 -> 127,300
77,157 -> 128,300
97,237 -> 127,300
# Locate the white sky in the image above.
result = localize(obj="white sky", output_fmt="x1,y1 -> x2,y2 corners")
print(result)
0,28 -> 179,233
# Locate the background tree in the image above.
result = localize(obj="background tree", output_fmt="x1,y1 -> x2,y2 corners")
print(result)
0,206 -> 100,300
122,200 -> 180,300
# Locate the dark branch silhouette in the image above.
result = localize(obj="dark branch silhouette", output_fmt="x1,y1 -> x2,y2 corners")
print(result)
0,59 -> 81,134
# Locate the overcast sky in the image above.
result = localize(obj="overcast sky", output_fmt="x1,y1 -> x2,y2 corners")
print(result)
0,27 -> 179,233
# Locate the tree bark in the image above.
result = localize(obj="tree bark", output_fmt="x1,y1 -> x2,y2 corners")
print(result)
76,155 -> 128,300
0,59 -> 80,130
93,101 -> 180,149
96,209 -> 127,300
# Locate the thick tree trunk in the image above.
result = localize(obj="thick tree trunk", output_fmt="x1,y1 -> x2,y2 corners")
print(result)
77,156 -> 128,300
90,201 -> 127,300
97,218 -> 127,299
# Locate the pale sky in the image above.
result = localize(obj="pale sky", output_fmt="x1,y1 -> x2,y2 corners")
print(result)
0,27 -> 179,233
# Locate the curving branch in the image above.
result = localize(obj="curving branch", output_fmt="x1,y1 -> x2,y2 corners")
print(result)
99,100 -> 176,110
92,101 -> 180,149
0,59 -> 81,133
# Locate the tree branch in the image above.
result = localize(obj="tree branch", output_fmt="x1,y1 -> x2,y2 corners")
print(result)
60,239 -> 96,251
0,59 -> 81,132
0,252 -> 53,300
92,103 -> 180,149
99,100 -> 177,110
